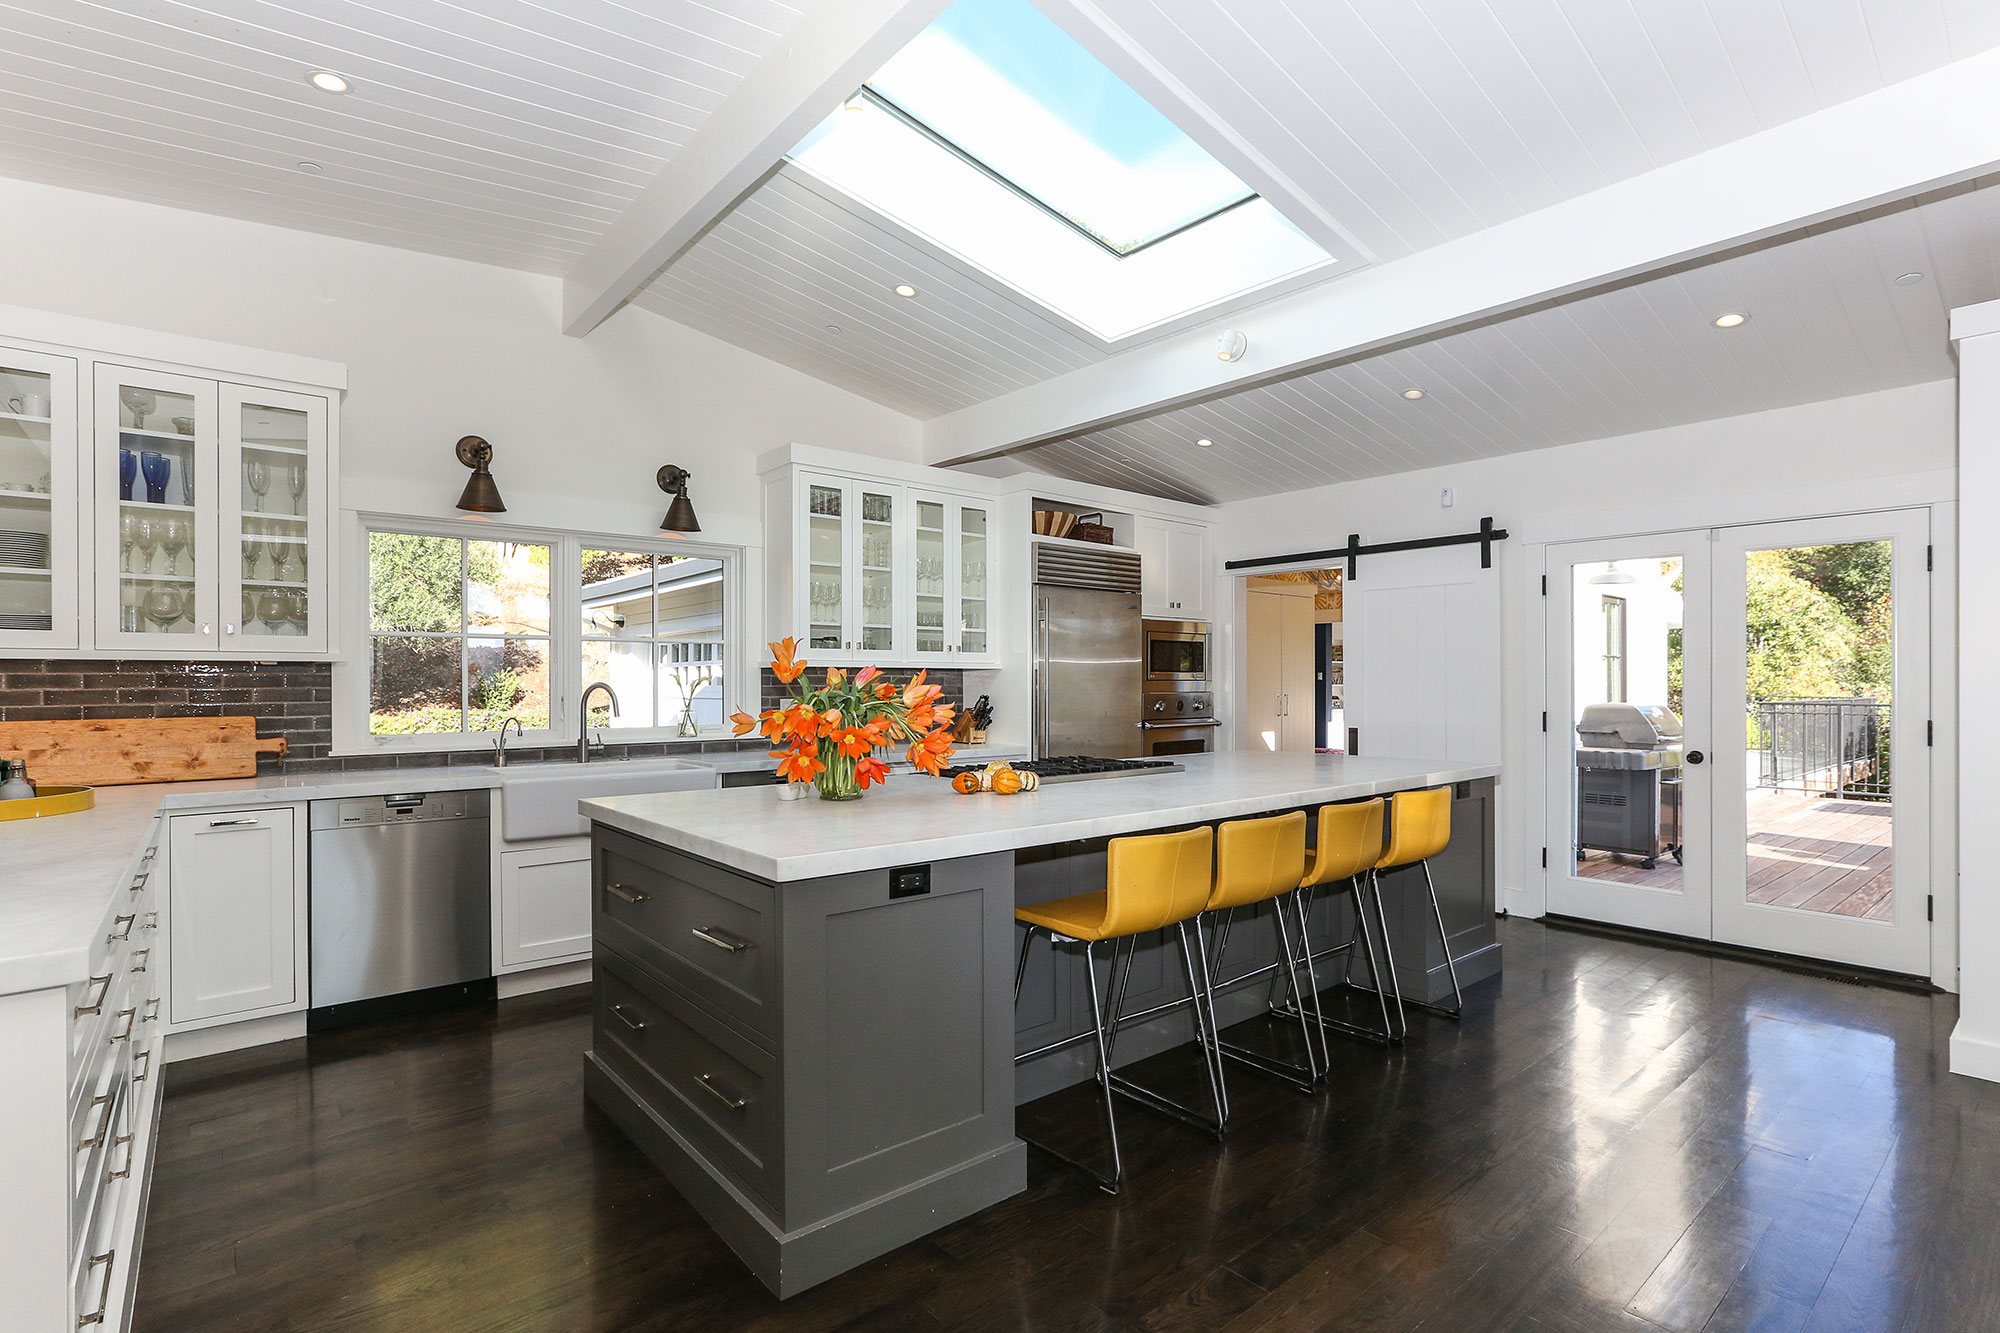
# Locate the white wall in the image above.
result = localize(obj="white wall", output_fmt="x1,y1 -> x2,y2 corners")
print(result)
1214,378 -> 1958,948
0,175 -> 921,548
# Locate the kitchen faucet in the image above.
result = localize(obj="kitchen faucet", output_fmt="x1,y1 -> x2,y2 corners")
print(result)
491,716 -> 524,767
579,682 -> 621,763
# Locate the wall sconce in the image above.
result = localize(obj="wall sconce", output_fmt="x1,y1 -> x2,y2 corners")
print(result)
658,465 -> 700,533
454,435 -> 506,513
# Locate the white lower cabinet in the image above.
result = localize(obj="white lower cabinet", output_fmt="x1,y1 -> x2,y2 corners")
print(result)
497,841 -> 592,970
165,806 -> 305,1027
0,823 -> 164,1333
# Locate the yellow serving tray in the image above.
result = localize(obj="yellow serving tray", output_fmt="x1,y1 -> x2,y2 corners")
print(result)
0,785 -> 95,821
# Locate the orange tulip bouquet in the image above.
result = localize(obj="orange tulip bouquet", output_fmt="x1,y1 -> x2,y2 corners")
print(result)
730,638 -> 957,800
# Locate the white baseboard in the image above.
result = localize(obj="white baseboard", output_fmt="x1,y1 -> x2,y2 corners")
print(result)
1949,1025 -> 2000,1083
497,960 -> 590,999
164,1012 -> 306,1063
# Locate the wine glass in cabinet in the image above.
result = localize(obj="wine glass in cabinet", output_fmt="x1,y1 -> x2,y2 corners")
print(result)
221,384 -> 328,651
93,366 -> 216,649
0,346 -> 79,650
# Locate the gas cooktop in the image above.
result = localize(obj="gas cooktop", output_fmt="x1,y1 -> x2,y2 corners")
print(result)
939,756 -> 1184,784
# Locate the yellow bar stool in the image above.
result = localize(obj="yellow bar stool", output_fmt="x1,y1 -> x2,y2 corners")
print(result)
1369,786 -> 1463,1030
1012,826 -> 1223,1195
1280,797 -> 1401,1046
1199,810 -> 1324,1095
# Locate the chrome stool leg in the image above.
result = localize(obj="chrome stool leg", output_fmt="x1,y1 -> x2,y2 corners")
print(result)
1207,899 -> 1321,1092
1104,924 -> 1228,1140
1271,878 -> 1399,1047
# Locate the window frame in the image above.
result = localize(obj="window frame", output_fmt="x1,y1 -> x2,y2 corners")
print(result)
1601,594 -> 1628,703
335,512 -> 746,756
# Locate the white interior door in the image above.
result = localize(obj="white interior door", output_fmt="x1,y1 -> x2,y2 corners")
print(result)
1709,511 -> 1929,976
1545,532 -> 1713,938
1345,553 -> 1501,762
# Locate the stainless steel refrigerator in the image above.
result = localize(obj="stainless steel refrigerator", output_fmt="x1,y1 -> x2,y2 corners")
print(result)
1033,547 -> 1143,757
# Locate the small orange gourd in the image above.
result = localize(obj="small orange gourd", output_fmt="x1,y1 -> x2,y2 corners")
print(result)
951,770 -> 984,794
991,769 -> 1025,795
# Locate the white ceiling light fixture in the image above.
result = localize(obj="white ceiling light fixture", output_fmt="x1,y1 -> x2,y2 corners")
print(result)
1196,438 -> 1214,447
824,323 -> 841,334
1401,387 -> 1426,400
1217,329 -> 1248,362
1588,562 -> 1637,586
1712,311 -> 1749,328
893,283 -> 917,297
1894,271 -> 1926,286
305,69 -> 351,94
296,161 -> 324,174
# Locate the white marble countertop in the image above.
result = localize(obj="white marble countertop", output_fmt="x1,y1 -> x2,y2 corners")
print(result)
583,751 -> 1501,883
0,744 -> 1029,996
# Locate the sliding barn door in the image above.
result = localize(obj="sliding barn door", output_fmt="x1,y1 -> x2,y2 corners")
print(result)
1345,553 -> 1501,763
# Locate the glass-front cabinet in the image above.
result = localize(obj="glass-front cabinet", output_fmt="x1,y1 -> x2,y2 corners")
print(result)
783,471 -> 993,666
92,366 -> 332,655
0,346 -> 80,650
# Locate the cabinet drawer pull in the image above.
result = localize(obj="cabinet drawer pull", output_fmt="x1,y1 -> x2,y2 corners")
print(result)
609,1004 -> 647,1033
109,914 -> 136,942
108,1008 -> 137,1043
128,873 -> 148,894
75,974 -> 113,1017
695,1072 -> 749,1111
690,926 -> 750,953
142,911 -> 159,931
142,997 -> 160,1022
129,948 -> 151,974
78,1250 -> 115,1327
106,1132 -> 136,1181
207,817 -> 259,828
77,1094 -> 114,1151
141,846 -> 156,862
134,1048 -> 154,1082
604,882 -> 649,905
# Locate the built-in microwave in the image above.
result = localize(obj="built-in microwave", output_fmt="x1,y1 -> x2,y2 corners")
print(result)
1143,619 -> 1210,685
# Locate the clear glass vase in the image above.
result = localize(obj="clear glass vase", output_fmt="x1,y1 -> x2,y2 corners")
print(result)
816,748 -> 862,801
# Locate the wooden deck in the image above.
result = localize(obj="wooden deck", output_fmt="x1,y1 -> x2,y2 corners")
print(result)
1577,791 -> 1893,920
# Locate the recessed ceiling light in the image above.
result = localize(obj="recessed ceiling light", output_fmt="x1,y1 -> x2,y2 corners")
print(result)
893,283 -> 917,298
296,161 -> 324,174
1712,311 -> 1748,328
1894,271 -> 1926,286
1196,438 -> 1214,447
824,324 -> 841,334
1401,387 -> 1425,400
306,69 -> 351,94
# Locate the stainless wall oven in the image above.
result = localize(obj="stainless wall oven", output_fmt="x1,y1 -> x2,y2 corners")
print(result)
1144,619 -> 1210,685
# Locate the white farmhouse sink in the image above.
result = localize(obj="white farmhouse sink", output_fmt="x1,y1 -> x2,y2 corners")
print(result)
497,758 -> 715,842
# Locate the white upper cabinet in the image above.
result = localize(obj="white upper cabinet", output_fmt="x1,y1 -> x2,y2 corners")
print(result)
220,384 -> 330,653
1137,518 -> 1212,621
0,345 -> 80,651
774,467 -> 997,666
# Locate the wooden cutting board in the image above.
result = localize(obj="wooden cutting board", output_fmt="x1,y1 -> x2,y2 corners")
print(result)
0,716 -> 288,786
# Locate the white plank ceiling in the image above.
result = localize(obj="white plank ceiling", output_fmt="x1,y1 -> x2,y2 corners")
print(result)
633,0 -> 2000,418
1010,177 -> 2000,505
0,0 -> 806,272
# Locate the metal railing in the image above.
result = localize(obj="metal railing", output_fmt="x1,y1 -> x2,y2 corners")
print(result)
1749,698 -> 1889,799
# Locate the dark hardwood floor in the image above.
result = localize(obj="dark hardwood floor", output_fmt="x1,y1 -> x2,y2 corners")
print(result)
137,920 -> 2000,1332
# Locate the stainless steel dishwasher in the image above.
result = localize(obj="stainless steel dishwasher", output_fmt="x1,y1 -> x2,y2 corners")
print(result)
309,789 -> 491,1019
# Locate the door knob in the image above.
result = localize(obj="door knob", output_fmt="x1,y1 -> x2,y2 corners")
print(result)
1685,750 -> 1705,765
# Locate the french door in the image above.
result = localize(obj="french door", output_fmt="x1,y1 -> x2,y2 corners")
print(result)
1546,510 -> 1930,977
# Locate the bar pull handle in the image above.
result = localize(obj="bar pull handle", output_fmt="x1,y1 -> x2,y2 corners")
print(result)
109,914 -> 136,942
134,1048 -> 154,1082
78,1250 -> 115,1326
207,817 -> 259,828
128,873 -> 148,894
142,997 -> 161,1022
107,1132 -> 136,1181
77,1093 -> 114,1150
75,973 -> 113,1017
129,948 -> 151,974
610,1004 -> 647,1033
604,882 -> 648,905
690,926 -> 750,953
695,1072 -> 748,1111
109,1007 -> 137,1043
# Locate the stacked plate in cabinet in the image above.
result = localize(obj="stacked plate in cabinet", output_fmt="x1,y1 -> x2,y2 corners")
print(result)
0,529 -> 50,568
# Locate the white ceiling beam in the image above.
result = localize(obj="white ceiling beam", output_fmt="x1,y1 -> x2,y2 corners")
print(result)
561,0 -> 947,337
923,47 -> 2000,466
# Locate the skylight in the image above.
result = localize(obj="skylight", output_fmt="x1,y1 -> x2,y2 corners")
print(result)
787,0 -> 1344,343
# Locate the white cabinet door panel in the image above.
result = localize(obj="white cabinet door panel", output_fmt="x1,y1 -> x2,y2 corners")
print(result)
498,843 -> 592,970
166,808 -> 298,1025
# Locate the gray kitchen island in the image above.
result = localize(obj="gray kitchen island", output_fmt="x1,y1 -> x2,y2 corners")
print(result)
580,752 -> 1500,1298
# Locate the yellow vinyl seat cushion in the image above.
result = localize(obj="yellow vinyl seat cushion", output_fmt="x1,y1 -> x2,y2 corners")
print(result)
1301,799 -> 1385,888
1377,787 -> 1452,870
1014,826 -> 1214,941
1208,810 -> 1308,911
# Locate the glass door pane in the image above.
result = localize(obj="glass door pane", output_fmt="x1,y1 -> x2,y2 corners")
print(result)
958,503 -> 988,656
913,498 -> 947,656
857,488 -> 895,656
1546,534 -> 1711,938
1710,513 -> 1929,976
0,353 -> 66,643
102,368 -> 213,646
804,481 -> 845,653
229,392 -> 322,649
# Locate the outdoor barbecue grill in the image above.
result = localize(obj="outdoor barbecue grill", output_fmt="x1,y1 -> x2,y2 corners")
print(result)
1575,703 -> 1684,869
